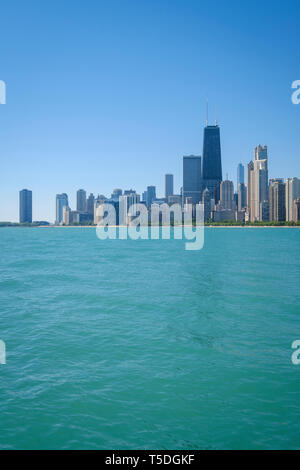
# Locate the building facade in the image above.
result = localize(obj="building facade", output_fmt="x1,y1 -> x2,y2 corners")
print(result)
19,189 -> 32,223
202,125 -> 222,202
286,177 -> 300,221
56,193 -> 68,224
146,186 -> 156,208
87,193 -> 95,219
237,163 -> 244,190
248,145 -> 269,222
165,174 -> 174,200
269,178 -> 286,222
182,155 -> 202,205
77,189 -> 87,212
293,198 -> 300,222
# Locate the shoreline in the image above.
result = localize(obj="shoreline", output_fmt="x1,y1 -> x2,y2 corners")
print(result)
2,224 -> 299,229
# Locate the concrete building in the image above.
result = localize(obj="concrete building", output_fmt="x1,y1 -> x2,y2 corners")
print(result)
247,145 -> 269,222
269,179 -> 286,222
219,180 -> 235,210
293,198 -> 300,222
286,177 -> 300,221
237,163 -> 244,190
62,205 -> 71,225
19,189 -> 32,223
202,187 -> 211,222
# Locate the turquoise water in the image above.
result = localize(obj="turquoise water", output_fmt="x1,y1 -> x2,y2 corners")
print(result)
0,227 -> 299,450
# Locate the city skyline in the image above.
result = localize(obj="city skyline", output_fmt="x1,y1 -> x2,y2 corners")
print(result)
15,122 -> 300,225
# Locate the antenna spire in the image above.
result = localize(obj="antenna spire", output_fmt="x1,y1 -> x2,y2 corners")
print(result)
206,100 -> 208,126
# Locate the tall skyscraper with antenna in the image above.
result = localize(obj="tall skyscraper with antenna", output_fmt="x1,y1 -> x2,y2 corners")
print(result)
202,107 -> 222,202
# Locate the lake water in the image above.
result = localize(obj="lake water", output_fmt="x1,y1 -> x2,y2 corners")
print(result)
0,227 -> 299,449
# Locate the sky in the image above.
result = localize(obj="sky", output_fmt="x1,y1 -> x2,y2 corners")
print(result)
0,0 -> 300,222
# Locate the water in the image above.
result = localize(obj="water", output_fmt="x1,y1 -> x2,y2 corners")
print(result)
0,227 -> 299,450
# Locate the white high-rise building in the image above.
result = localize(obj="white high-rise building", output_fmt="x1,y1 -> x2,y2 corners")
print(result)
248,145 -> 269,222
286,177 -> 300,221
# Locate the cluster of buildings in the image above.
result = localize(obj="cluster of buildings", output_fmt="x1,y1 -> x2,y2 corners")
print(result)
19,122 -> 300,225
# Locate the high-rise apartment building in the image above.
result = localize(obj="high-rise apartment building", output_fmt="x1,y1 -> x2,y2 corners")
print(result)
285,177 -> 300,221
165,174 -> 174,200
19,189 -> 32,223
247,145 -> 269,221
237,163 -> 244,190
183,155 -> 202,205
238,183 -> 247,211
202,124 -> 222,202
219,180 -> 235,210
87,193 -> 95,218
293,198 -> 300,222
77,189 -> 87,212
56,193 -> 68,224
269,178 -> 286,222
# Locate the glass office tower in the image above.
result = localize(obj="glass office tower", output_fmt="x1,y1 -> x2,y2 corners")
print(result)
182,155 -> 202,205
202,125 -> 222,202
19,189 -> 32,223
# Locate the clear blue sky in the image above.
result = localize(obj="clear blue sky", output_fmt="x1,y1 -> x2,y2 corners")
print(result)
0,0 -> 299,222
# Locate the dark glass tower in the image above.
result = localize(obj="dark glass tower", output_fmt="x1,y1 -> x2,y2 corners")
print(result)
202,125 -> 222,202
182,155 -> 202,205
19,189 -> 32,223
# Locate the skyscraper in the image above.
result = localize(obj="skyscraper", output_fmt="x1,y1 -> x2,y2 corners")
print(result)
165,174 -> 174,200
19,189 -> 32,223
269,179 -> 286,222
87,193 -> 95,218
119,192 -> 141,225
248,145 -> 269,221
219,180 -> 235,210
285,177 -> 300,221
202,187 -> 211,222
237,163 -> 244,190
238,183 -> 247,211
293,198 -> 300,222
146,186 -> 156,208
202,124 -> 222,202
77,189 -> 87,212
56,193 -> 68,225
182,155 -> 202,205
